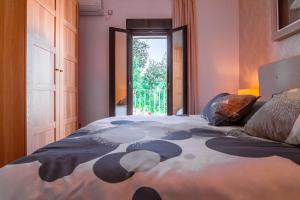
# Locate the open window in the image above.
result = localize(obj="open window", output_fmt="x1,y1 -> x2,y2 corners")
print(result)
109,20 -> 188,116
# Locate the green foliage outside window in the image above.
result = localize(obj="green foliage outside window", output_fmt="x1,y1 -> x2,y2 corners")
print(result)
132,39 -> 167,115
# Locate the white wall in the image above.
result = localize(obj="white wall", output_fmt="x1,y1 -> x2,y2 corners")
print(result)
79,0 -> 172,126
197,0 -> 240,109
79,0 -> 240,125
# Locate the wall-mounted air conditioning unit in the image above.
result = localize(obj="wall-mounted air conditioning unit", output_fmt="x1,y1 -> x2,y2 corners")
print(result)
79,0 -> 105,16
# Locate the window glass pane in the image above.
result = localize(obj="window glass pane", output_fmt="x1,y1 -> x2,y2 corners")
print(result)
172,30 -> 184,115
115,32 -> 127,116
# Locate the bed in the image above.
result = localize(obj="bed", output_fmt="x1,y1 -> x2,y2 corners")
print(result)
1,57 -> 300,200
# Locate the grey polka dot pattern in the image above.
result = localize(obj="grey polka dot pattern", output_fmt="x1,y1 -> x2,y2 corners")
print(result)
6,117 -> 300,200
132,187 -> 162,200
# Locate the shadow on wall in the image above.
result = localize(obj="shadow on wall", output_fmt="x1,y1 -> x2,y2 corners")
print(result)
239,0 -> 300,89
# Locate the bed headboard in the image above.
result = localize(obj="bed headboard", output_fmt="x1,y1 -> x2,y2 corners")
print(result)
259,55 -> 300,101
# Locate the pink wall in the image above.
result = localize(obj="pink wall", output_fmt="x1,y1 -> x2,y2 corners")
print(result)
79,0 -> 240,125
80,0 -> 300,125
197,0 -> 240,109
239,0 -> 300,89
79,0 -> 172,126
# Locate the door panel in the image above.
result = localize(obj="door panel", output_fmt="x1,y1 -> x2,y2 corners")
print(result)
64,0 -> 77,27
34,0 -> 56,46
170,26 -> 188,115
27,0 -> 58,154
109,28 -> 130,116
115,32 -> 128,116
39,0 -> 56,10
59,0 -> 78,139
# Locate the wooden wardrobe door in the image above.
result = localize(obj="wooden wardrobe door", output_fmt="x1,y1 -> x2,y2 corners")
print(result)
58,0 -> 79,139
0,0 -> 26,166
26,0 -> 59,154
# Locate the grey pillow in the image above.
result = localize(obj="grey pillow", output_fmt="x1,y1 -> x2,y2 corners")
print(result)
240,101 -> 266,125
244,88 -> 300,144
202,93 -> 230,122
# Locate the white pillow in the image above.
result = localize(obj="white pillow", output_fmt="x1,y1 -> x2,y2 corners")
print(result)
286,114 -> 300,145
285,88 -> 300,145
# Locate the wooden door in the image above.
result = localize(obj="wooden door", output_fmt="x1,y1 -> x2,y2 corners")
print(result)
26,0 -> 59,154
168,26 -> 188,115
0,0 -> 26,166
58,0 -> 79,139
109,28 -> 130,117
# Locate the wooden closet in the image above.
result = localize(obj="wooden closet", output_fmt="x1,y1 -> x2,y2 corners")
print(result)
0,0 -> 79,167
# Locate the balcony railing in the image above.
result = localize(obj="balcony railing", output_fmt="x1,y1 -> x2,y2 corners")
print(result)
133,89 -> 167,116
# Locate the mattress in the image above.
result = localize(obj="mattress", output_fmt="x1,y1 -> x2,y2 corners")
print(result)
1,115 -> 300,200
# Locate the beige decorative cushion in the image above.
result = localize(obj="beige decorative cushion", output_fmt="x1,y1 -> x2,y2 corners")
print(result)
244,88 -> 300,144
286,115 -> 300,145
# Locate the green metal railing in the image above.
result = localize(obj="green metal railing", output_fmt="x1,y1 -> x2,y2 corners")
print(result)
133,89 -> 167,116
